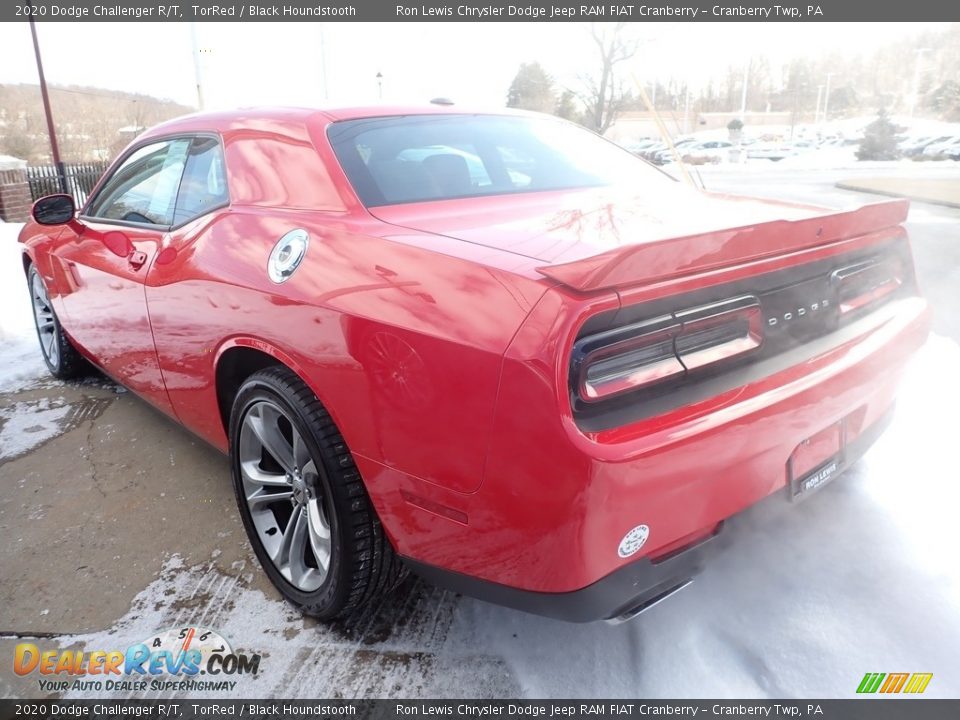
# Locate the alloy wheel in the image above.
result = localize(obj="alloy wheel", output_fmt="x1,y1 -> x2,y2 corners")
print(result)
31,272 -> 59,369
238,400 -> 332,592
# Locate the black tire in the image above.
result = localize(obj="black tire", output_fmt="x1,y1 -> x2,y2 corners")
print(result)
228,366 -> 406,620
27,265 -> 87,380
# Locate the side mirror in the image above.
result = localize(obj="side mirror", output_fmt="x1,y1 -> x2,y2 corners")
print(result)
32,194 -> 76,226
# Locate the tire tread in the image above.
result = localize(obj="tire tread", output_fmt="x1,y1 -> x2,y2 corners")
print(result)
28,266 -> 87,380
236,366 -> 406,619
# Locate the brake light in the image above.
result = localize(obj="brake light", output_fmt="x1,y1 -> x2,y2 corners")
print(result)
832,259 -> 902,316
579,318 -> 684,402
674,297 -> 764,371
574,296 -> 764,403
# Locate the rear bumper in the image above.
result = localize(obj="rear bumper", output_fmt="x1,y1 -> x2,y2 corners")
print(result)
405,402 -> 896,622
370,295 -> 930,606
405,529 -> 716,623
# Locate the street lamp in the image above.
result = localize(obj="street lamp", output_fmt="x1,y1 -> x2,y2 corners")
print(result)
376,72 -> 383,101
814,84 -> 824,125
909,48 -> 931,118
319,24 -> 330,101
28,17 -> 66,191
739,57 -> 750,121
822,73 -> 835,125
189,22 -> 205,110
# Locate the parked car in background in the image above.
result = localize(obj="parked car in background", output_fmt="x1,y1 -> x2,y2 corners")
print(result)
19,106 -> 930,623
679,140 -> 735,165
747,142 -> 804,161
818,137 -> 861,149
651,137 -> 698,164
640,142 -> 666,161
922,135 -> 960,158
619,138 -> 659,156
900,134 -> 952,157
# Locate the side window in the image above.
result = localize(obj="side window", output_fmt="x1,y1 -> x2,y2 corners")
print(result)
173,136 -> 229,226
86,139 -> 191,226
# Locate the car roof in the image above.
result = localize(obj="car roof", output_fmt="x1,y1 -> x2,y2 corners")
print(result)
138,104 -> 544,139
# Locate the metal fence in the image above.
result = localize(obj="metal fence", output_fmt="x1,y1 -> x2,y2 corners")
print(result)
26,161 -> 109,206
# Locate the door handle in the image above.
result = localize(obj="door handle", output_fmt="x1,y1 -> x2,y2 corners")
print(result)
128,250 -> 148,270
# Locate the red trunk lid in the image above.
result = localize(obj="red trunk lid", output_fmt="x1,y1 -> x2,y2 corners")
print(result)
371,186 -> 908,291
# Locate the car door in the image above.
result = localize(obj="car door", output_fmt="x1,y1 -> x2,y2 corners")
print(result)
142,135 -> 231,437
52,137 -> 192,417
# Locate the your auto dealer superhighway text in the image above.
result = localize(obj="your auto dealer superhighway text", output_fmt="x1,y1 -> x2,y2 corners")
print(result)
395,4 -> 815,17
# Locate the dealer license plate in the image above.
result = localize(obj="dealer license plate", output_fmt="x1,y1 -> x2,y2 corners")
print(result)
788,420 -> 844,501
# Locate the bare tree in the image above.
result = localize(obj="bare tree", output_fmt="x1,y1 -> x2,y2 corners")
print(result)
577,23 -> 639,133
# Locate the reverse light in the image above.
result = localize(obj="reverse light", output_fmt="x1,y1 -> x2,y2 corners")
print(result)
832,259 -> 902,316
573,296 -> 764,404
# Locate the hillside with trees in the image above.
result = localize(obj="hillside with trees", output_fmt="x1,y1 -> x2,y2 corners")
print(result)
0,83 -> 193,163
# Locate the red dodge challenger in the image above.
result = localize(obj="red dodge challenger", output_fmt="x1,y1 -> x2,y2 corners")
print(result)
18,107 -> 930,623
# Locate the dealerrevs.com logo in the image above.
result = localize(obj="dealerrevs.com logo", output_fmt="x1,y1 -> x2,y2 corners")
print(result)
14,626 -> 261,693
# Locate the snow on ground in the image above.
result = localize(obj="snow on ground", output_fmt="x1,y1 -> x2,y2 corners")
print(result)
0,397 -> 72,463
0,222 -> 45,394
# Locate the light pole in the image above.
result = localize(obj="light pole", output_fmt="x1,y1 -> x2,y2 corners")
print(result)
376,72 -> 383,101
790,81 -> 806,140
814,84 -> 824,125
319,24 -> 330,101
189,22 -> 205,110
739,58 -> 750,121
28,17 -> 66,190
642,36 -> 660,109
909,48 -> 931,118
822,73 -> 835,125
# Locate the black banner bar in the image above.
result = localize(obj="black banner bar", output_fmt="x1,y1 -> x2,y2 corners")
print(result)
2,0 -> 959,23
2,700 -> 960,720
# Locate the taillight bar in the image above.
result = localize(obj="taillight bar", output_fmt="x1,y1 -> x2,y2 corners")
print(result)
573,296 -> 764,404
832,259 -> 902,316
675,297 -> 764,371
579,320 -> 684,401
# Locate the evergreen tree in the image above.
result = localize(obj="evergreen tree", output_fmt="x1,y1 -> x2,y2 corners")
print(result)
506,62 -> 556,114
554,90 -> 581,122
856,108 -> 903,161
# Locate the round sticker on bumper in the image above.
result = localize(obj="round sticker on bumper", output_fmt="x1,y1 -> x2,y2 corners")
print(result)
618,525 -> 649,558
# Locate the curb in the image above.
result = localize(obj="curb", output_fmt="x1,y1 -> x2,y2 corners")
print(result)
835,181 -> 960,210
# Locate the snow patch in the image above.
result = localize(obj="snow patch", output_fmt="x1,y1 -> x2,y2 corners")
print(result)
0,222 -> 46,394
0,398 -> 72,462
58,555 -> 515,699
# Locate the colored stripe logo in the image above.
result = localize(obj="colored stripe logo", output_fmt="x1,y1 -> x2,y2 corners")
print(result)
857,672 -> 933,694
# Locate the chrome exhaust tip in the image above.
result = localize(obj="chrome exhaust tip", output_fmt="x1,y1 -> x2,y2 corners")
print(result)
605,578 -> 694,625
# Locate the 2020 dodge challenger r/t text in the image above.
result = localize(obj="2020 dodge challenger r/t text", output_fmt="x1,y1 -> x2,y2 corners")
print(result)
18,107 -> 930,623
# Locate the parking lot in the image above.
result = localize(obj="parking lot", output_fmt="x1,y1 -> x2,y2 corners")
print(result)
1,165 -> 959,699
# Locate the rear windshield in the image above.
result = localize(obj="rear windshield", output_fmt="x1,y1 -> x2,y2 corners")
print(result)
327,114 -> 671,207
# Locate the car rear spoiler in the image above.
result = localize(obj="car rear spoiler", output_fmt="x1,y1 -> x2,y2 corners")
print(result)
536,199 -> 909,292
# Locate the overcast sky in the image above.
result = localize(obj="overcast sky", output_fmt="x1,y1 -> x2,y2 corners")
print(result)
0,22 -> 946,110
